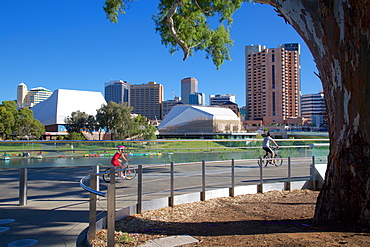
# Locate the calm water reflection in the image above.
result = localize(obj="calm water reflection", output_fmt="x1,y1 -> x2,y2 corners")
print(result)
0,151 -> 256,169
0,147 -> 323,169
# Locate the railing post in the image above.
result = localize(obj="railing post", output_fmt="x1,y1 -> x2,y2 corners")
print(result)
200,160 -> 206,201
169,162 -> 174,207
88,173 -> 97,240
229,159 -> 235,197
93,165 -> 100,198
107,168 -> 116,247
137,165 -> 143,214
257,158 -> 263,193
311,156 -> 316,190
19,168 -> 27,206
284,157 -> 291,191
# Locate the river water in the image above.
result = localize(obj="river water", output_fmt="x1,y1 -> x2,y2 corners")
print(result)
0,147 -> 327,169
0,151 -> 250,169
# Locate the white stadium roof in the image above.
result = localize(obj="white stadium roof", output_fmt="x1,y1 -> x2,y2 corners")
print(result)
31,89 -> 106,126
158,105 -> 239,130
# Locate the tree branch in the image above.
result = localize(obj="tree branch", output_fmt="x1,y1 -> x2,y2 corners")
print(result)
162,0 -> 190,61
193,0 -> 210,14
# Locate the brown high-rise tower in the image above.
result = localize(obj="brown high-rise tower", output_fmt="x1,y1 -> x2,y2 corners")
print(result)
245,43 -> 301,125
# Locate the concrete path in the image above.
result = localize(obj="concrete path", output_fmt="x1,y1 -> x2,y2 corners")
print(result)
0,167 -> 94,247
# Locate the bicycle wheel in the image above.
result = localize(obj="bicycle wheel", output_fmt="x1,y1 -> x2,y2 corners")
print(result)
274,154 -> 283,167
124,166 -> 137,180
258,155 -> 268,167
102,168 -> 119,183
102,168 -> 111,183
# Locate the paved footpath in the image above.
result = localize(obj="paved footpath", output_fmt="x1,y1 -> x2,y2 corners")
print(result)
0,167 -> 96,247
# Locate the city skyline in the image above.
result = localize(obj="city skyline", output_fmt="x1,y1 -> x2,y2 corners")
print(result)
0,1 -> 322,107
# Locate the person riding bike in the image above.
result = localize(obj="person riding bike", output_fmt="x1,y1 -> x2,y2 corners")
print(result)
262,132 -> 279,165
111,145 -> 130,178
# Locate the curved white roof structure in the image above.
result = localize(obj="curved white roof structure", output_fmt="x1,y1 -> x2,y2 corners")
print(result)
31,89 -> 106,126
158,105 -> 240,133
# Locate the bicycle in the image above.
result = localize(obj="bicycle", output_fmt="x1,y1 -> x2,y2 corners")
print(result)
258,148 -> 283,167
102,162 -> 137,183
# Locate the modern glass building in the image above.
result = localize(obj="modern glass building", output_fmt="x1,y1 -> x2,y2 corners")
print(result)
189,92 -> 206,106
104,80 -> 130,104
301,90 -> 326,126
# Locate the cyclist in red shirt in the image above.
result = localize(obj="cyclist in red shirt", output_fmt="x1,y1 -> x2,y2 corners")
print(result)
111,145 -> 130,178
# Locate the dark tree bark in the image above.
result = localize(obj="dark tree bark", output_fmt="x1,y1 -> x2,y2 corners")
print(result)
256,0 -> 370,226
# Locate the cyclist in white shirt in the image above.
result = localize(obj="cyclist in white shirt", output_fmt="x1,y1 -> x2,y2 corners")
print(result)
262,132 -> 279,165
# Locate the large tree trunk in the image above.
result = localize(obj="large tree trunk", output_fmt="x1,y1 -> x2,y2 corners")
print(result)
257,0 -> 370,226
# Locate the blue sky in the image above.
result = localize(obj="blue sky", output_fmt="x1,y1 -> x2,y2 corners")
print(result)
0,0 -> 322,106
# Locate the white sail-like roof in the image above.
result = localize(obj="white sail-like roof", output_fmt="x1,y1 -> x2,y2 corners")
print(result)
31,89 -> 106,126
158,105 -> 239,130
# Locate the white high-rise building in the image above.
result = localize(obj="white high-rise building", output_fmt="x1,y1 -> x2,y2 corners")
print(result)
17,83 -> 52,109
209,94 -> 236,106
17,83 -> 28,105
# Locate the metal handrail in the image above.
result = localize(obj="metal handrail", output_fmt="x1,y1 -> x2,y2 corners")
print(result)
79,166 -> 139,197
78,156 -> 318,197
80,174 -> 106,197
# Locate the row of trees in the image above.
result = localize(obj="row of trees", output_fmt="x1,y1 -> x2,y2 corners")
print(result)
64,101 -> 157,140
0,101 -> 45,140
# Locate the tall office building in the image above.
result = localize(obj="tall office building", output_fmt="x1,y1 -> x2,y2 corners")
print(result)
301,90 -> 326,126
189,92 -> 206,106
17,83 -> 52,109
181,77 -> 198,104
104,80 -> 130,104
130,81 -> 164,120
245,43 -> 301,125
209,94 -> 236,106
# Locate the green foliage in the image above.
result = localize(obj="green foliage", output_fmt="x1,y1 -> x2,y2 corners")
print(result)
152,0 -> 244,69
17,108 -> 45,139
103,0 -> 137,23
255,134 -> 263,139
96,101 -> 156,140
0,103 -> 16,140
0,101 -> 45,140
64,110 -> 91,133
66,132 -> 86,140
117,232 -> 133,244
241,149 -> 261,159
104,0 -> 252,69
96,101 -> 133,140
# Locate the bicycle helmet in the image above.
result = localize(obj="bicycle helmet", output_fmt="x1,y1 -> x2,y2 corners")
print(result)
118,145 -> 126,150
